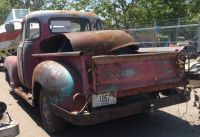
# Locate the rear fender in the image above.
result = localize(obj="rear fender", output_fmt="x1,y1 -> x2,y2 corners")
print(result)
32,61 -> 84,112
4,56 -> 22,89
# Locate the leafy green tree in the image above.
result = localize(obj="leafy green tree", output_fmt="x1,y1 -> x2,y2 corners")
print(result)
70,0 -> 188,29
188,0 -> 200,16
43,0 -> 71,10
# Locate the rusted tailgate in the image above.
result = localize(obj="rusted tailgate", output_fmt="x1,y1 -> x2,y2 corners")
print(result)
92,52 -> 180,94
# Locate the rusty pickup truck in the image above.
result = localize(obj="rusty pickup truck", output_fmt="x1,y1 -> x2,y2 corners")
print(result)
4,10 -> 190,133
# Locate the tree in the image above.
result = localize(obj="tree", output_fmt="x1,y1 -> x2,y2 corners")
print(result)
69,0 -> 189,29
44,0 -> 71,10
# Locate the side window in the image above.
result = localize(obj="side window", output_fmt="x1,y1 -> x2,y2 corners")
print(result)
97,20 -> 102,30
20,23 -> 26,42
27,20 -> 40,40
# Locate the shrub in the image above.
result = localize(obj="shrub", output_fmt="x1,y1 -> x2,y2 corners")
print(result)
177,36 -> 185,41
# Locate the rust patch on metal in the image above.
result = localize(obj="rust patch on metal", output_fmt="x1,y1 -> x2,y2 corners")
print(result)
61,30 -> 137,56
26,10 -> 100,20
54,10 -> 100,18
176,52 -> 188,85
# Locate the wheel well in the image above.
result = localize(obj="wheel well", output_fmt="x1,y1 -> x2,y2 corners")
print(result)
33,82 -> 42,107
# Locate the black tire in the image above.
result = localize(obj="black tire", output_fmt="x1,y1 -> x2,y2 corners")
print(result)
39,89 -> 66,133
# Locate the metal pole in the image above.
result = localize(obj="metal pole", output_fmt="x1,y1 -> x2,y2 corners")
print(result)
154,21 -> 157,47
133,23 -> 136,42
198,16 -> 200,51
176,18 -> 180,44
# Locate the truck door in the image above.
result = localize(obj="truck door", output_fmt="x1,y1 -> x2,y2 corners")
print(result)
17,22 -> 26,86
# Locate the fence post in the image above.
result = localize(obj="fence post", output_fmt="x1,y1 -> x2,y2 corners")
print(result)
198,16 -> 200,51
154,21 -> 157,47
176,18 -> 180,44
133,23 -> 136,42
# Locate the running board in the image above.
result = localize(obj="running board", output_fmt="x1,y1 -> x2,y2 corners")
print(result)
14,87 -> 33,107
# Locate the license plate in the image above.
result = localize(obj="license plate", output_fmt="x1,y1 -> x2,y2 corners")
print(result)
92,92 -> 117,107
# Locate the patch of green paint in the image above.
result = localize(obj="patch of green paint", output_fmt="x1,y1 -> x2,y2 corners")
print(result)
45,69 -> 74,105
165,70 -> 172,74
118,68 -> 136,77
162,60 -> 168,64
162,79 -> 174,83
104,86 -> 119,92
87,52 -> 95,55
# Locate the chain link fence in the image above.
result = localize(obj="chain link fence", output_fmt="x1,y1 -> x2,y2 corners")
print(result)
125,17 -> 199,54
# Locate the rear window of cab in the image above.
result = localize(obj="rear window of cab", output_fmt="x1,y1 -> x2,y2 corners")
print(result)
49,18 -> 91,33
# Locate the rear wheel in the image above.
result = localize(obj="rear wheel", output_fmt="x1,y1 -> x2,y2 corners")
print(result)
39,89 -> 66,133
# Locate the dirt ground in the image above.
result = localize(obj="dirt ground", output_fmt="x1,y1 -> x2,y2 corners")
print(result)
1,69 -> 200,137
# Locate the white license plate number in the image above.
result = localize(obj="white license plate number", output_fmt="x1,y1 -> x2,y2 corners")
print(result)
92,92 -> 116,107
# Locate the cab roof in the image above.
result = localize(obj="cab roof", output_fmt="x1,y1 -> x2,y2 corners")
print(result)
25,10 -> 100,22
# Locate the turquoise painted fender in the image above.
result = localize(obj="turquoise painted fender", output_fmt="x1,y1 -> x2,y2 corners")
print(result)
32,61 -> 84,112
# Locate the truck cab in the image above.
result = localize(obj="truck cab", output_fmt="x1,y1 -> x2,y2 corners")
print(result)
8,10 -> 102,89
4,10 -> 190,134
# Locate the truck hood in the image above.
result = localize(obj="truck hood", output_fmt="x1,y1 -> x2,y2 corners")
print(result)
62,30 -> 138,56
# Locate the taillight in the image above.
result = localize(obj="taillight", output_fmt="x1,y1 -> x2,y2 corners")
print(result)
73,93 -> 85,104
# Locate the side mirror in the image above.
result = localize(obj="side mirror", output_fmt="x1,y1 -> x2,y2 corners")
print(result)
5,23 -> 14,32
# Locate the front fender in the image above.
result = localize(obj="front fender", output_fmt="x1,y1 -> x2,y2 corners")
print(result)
4,56 -> 22,89
32,61 -> 83,112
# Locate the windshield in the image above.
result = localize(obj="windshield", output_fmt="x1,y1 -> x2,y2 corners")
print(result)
49,18 -> 90,33
14,9 -> 29,19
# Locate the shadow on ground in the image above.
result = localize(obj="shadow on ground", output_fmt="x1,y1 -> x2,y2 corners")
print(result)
9,90 -> 200,137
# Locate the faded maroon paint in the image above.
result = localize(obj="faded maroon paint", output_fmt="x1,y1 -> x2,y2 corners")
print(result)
4,56 -> 23,89
91,52 -> 186,95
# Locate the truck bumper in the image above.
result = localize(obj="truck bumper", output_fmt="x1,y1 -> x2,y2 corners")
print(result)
51,92 -> 190,125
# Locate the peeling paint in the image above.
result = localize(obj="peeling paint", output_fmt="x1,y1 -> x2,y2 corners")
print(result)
165,70 -> 172,74
162,60 -> 168,64
50,74 -> 74,105
35,61 -> 78,106
104,86 -> 119,92
115,68 -> 136,77
162,79 -> 175,83
87,52 -> 95,55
